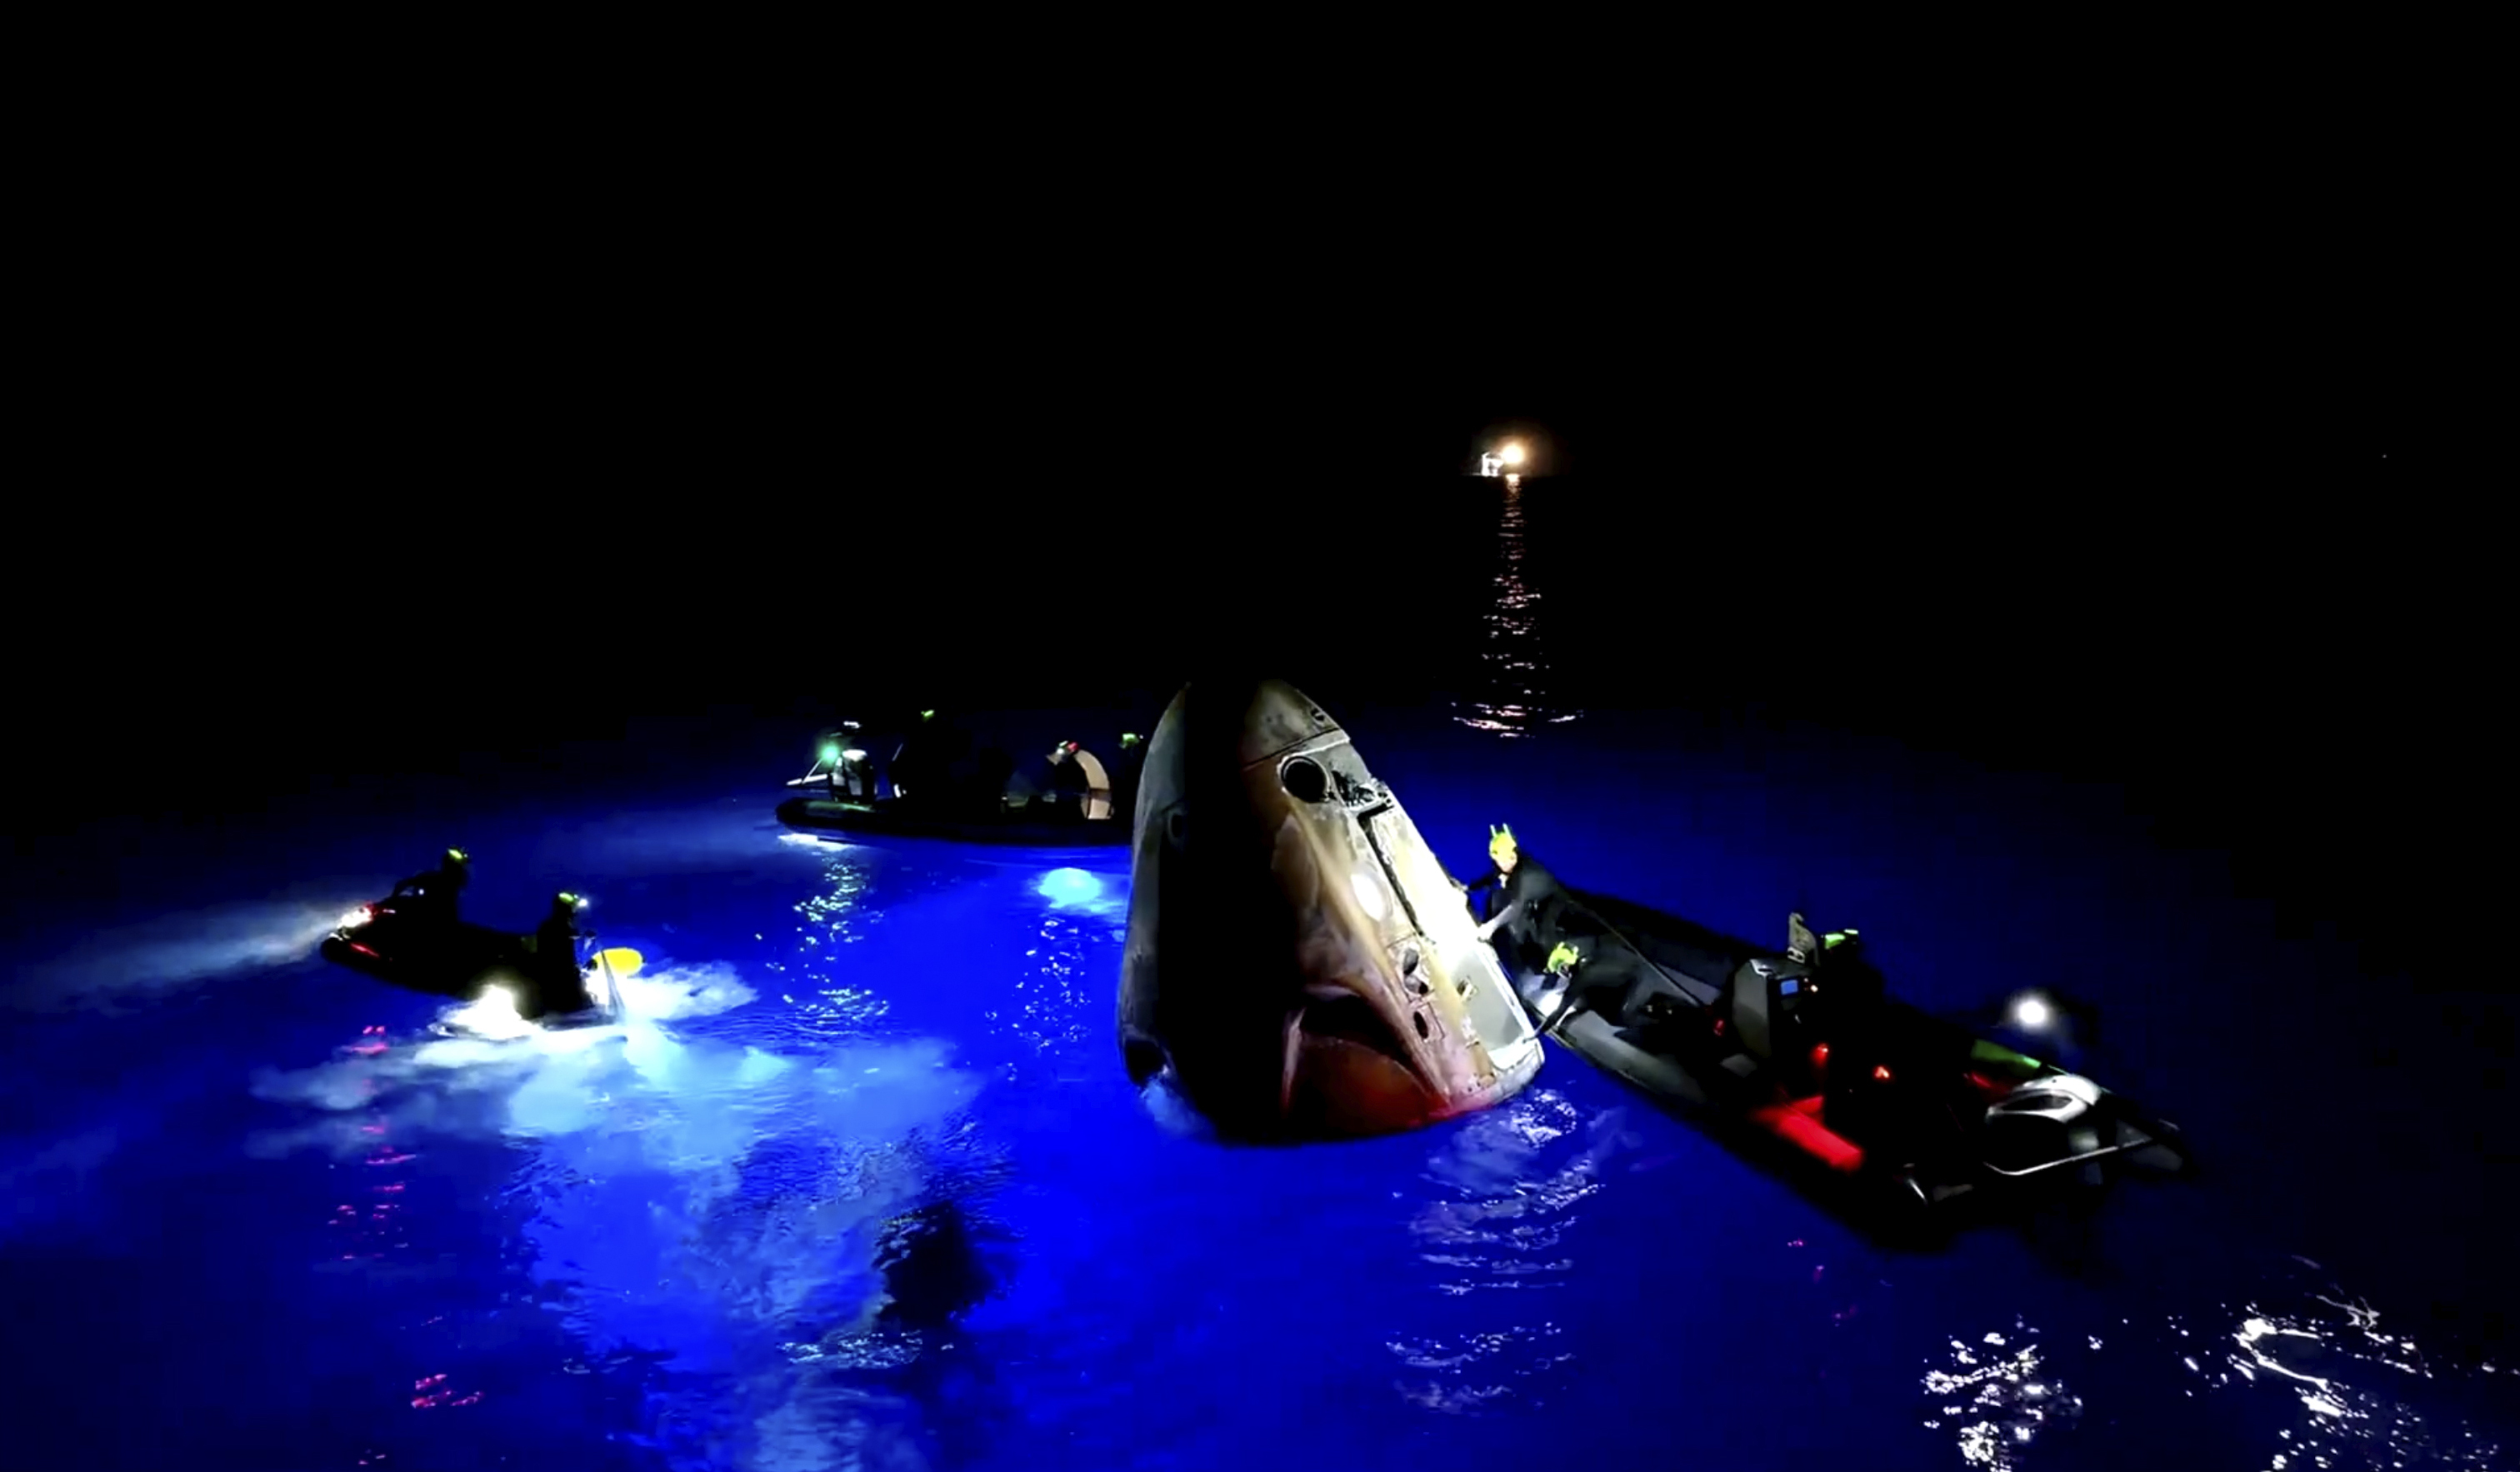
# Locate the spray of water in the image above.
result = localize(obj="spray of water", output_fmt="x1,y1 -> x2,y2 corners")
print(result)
246,964 -> 988,1470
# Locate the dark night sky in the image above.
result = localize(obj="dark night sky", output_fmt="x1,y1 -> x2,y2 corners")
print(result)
11,262 -> 2470,963
28,320 -> 2430,766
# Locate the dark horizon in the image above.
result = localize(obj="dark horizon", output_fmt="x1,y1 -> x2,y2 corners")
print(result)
10,337 -> 2459,974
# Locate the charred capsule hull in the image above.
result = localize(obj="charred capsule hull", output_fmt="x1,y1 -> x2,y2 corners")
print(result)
1118,680 -> 1545,1142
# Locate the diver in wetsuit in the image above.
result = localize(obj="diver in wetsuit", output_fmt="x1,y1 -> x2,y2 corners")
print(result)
812,727 -> 872,800
972,740 -> 1022,813
393,848 -> 472,924
1043,741 -> 1092,815
888,711 -> 972,809
1454,824 -> 1565,968
529,891 -> 595,1015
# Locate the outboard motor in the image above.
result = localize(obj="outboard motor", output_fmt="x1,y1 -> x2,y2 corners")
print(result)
1982,1072 -> 2107,1178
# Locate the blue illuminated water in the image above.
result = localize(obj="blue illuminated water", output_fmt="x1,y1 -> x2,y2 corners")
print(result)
5,488 -> 2510,1469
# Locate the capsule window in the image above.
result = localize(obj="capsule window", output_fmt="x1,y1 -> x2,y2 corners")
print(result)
1279,756 -> 1330,804
1412,1012 -> 1430,1040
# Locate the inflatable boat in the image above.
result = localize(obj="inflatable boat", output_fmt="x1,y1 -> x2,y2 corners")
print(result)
775,794 -> 1131,848
1502,888 -> 2193,1229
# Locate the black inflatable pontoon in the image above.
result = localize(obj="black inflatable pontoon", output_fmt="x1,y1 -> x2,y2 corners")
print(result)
1502,888 -> 2193,1225
321,890 -> 619,1024
776,794 -> 1132,848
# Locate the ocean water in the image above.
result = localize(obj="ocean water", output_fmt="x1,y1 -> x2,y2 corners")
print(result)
3,479 -> 2508,1470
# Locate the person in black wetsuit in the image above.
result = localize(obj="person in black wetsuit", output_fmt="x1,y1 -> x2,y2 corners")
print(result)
970,738 -> 1022,814
393,848 -> 472,924
1454,823 -> 1565,968
1042,741 -> 1093,815
813,726 -> 873,800
888,710 -> 971,809
529,891 -> 594,1015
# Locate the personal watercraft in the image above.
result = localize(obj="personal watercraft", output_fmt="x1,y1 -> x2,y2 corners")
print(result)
320,883 -> 624,1025
1501,889 -> 2193,1227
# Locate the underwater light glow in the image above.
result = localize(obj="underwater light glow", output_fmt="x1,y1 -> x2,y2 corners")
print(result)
1036,867 -> 1104,907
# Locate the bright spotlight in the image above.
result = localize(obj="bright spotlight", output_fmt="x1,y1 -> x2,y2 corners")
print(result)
450,983 -> 534,1040
1500,442 -> 1526,466
2011,995 -> 2052,1030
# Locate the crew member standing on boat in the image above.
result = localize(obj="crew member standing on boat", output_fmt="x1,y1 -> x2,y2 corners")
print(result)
395,848 -> 472,924
531,892 -> 595,1015
1455,824 -> 1565,966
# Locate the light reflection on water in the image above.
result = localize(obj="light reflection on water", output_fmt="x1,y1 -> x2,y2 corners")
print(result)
1452,479 -> 1584,740
759,839 -> 891,1039
1917,1257 -> 2508,1470
985,866 -> 1126,1080
1920,1319 -> 2083,1469
243,931 -> 993,1471
1391,1091 -> 1621,1413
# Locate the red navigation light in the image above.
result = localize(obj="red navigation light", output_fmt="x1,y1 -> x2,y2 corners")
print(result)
1810,1042 -> 1830,1070
1872,1064 -> 1892,1082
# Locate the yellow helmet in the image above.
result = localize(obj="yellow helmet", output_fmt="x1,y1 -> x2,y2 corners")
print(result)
1488,823 -> 1518,863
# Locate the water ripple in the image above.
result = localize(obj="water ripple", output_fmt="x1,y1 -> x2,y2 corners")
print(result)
1451,481 -> 1584,740
758,842 -> 891,1039
1918,1257 -> 2508,1470
1391,1091 -> 1622,1412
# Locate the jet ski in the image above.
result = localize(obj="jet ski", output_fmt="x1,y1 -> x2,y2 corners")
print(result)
1502,888 -> 2193,1226
320,886 -> 625,1027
